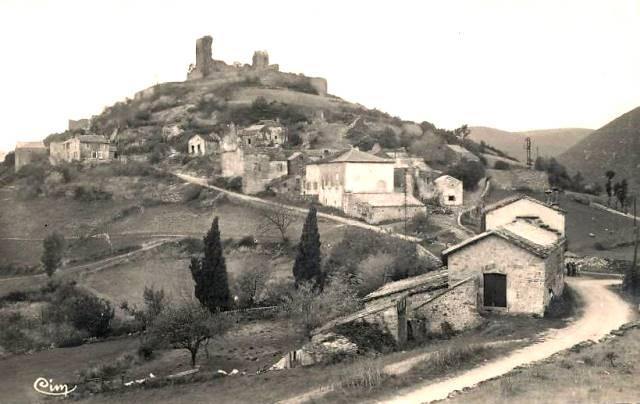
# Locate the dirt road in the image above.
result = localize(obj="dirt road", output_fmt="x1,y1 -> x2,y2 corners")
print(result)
383,277 -> 634,404
173,172 -> 441,262
0,239 -> 170,295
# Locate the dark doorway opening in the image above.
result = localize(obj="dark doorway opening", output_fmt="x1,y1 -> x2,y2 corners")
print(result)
484,273 -> 507,308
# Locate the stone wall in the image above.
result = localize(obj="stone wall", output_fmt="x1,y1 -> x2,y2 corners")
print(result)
447,235 -> 549,316
221,149 -> 244,177
411,279 -> 484,336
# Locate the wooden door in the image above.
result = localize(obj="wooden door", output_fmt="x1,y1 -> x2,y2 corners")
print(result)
484,273 -> 507,308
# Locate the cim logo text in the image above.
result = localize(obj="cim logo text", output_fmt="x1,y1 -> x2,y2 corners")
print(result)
33,377 -> 77,397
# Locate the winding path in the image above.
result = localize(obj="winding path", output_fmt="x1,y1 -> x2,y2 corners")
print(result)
382,277 -> 634,404
173,172 -> 441,262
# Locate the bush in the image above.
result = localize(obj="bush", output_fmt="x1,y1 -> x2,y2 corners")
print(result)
73,185 -> 113,202
47,323 -> 87,348
493,160 -> 510,170
237,236 -> 257,248
334,322 -> 396,354
182,184 -> 203,202
53,291 -> 115,338
447,159 -> 486,190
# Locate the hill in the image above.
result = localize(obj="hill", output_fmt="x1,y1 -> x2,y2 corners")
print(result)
469,126 -> 592,162
558,106 -> 640,189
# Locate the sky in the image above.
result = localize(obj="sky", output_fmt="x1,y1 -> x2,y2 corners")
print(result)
0,0 -> 639,152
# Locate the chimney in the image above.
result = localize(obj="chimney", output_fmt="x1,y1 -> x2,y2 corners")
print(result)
552,187 -> 560,205
544,189 -> 553,205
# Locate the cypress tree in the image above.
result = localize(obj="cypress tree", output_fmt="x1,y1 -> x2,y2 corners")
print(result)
190,217 -> 231,312
293,206 -> 323,288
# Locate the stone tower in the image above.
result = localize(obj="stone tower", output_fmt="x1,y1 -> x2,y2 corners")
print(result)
252,50 -> 269,69
188,36 -> 214,79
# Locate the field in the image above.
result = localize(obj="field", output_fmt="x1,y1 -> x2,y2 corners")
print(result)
485,188 -> 637,261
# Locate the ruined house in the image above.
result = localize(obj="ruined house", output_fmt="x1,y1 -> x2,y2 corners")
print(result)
303,148 -> 426,224
50,135 -> 111,163
239,120 -> 286,147
14,141 -> 47,172
312,270 -> 482,345
221,145 -> 288,194
188,133 -> 221,156
433,175 -> 463,206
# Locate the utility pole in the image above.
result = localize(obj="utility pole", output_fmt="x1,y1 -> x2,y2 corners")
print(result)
404,168 -> 408,237
631,196 -> 638,292
524,137 -> 533,169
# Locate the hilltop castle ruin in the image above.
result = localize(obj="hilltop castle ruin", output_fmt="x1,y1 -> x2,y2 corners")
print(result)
186,35 -> 328,96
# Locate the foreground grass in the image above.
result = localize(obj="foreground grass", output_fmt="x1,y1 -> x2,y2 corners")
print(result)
445,322 -> 640,403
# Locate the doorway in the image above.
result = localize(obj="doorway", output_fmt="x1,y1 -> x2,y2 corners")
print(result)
483,273 -> 507,308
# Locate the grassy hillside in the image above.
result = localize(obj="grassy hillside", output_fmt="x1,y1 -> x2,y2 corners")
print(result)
558,106 -> 640,189
469,127 -> 592,162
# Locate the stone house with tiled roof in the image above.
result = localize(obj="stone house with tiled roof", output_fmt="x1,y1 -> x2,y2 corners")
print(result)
50,135 -> 111,163
303,148 -> 426,223
443,196 -> 567,316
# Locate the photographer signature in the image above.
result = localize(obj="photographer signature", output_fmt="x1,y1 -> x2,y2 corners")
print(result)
33,377 -> 77,397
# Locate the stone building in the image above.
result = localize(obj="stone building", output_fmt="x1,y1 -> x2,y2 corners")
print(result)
221,146 -> 288,194
434,175 -> 463,206
188,134 -> 220,156
239,120 -> 286,147
14,141 -> 47,172
303,148 -> 426,224
482,194 -> 566,236
443,217 -> 565,316
312,270 -> 482,345
50,135 -> 111,163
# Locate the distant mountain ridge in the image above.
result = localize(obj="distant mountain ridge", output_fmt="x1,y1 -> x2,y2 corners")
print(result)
469,126 -> 592,162
558,106 -> 640,189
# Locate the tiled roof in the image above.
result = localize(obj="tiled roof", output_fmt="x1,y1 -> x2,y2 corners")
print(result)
351,192 -> 425,208
434,174 -> 462,185
442,226 -> 565,259
483,194 -> 566,215
313,148 -> 394,165
15,141 -> 46,149
363,269 -> 448,301
78,135 -> 109,144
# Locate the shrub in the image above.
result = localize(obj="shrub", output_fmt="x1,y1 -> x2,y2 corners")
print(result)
339,362 -> 388,393
63,293 -> 115,337
73,185 -> 113,202
493,160 -> 510,170
179,237 -> 204,255
334,322 -> 396,354
182,184 -> 203,202
237,236 -> 257,248
47,322 -> 87,348
447,159 -> 486,190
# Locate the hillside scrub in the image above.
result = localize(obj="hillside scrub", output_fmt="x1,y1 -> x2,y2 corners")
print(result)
325,227 -> 438,296
228,97 -> 309,127
0,281 -> 117,353
447,159 -> 486,190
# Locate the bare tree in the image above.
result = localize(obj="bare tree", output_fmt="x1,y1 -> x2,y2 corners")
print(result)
234,264 -> 270,308
257,204 -> 296,243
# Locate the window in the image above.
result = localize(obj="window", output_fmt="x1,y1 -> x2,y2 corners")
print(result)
92,151 -> 97,158
197,144 -> 201,154
98,151 -> 103,160
247,138 -> 252,145
448,195 -> 455,202
191,145 -> 195,153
